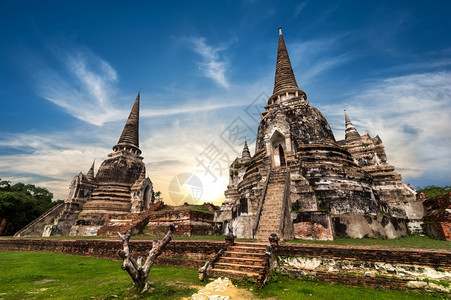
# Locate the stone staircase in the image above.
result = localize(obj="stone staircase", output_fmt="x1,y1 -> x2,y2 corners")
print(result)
255,168 -> 287,239
83,184 -> 133,212
210,242 -> 268,283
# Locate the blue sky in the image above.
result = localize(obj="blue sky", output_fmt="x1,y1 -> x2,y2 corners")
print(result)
1,0 -> 450,204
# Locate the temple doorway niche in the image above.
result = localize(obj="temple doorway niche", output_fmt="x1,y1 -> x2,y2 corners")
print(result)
143,185 -> 152,209
270,131 -> 287,168
275,144 -> 286,167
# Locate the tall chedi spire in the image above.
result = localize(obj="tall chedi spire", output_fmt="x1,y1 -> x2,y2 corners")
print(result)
113,92 -> 141,155
241,138 -> 251,162
344,110 -> 360,140
86,160 -> 95,181
270,27 -> 307,104
273,27 -> 299,94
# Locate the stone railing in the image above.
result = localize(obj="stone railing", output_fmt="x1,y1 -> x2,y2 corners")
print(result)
279,167 -> 292,240
14,202 -> 65,237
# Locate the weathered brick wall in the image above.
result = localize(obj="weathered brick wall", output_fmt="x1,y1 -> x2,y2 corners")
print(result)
422,193 -> 451,241
277,244 -> 451,269
0,239 -> 223,268
1,239 -> 449,270
144,210 -> 214,236
279,268 -> 419,291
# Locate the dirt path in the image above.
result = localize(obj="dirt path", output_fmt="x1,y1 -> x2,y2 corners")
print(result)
187,277 -> 257,300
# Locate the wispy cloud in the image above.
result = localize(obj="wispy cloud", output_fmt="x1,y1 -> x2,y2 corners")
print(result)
141,101 -> 243,118
321,71 -> 451,184
289,35 -> 354,84
33,48 -> 125,126
185,37 -> 230,88
294,2 -> 308,17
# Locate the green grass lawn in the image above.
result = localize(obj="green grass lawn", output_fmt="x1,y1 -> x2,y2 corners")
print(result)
0,252 -> 447,299
0,251 -> 200,299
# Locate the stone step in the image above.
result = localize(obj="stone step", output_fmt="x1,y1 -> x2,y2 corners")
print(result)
229,246 -> 266,253
91,193 -> 131,198
259,213 -> 281,219
259,210 -> 281,215
259,215 -> 281,219
262,199 -> 282,204
256,229 -> 280,236
209,268 -> 261,281
217,256 -> 265,266
214,262 -> 265,273
258,224 -> 280,229
93,189 -> 130,194
234,242 -> 267,247
223,251 -> 266,259
258,222 -> 280,227
264,191 -> 283,195
256,224 -> 280,230
260,207 -> 282,213
269,179 -> 284,183
88,198 -> 131,203
261,200 -> 282,206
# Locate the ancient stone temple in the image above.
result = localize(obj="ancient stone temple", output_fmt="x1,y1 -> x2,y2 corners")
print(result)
15,93 -> 155,237
214,27 -> 424,240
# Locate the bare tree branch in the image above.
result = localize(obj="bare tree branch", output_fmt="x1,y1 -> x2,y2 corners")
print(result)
118,225 -> 174,292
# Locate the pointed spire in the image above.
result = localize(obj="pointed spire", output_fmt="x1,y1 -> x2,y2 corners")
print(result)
86,160 -> 95,181
241,138 -> 251,162
114,92 -> 141,154
344,110 -> 360,140
273,27 -> 299,95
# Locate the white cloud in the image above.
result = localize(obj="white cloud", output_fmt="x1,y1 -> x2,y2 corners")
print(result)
294,2 -> 308,17
321,71 -> 451,184
0,112 -> 247,204
185,37 -> 230,88
141,101 -> 242,118
33,48 -> 125,126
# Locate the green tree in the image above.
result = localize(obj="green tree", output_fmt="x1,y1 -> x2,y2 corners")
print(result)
416,185 -> 451,198
0,179 -> 61,235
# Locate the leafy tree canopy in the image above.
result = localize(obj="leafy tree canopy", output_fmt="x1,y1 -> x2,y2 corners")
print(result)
0,179 -> 61,235
416,185 -> 451,199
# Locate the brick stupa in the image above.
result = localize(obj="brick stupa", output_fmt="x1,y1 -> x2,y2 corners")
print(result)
214,27 -> 423,240
16,93 -> 155,237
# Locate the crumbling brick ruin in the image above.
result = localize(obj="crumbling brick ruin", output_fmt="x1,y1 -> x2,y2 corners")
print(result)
15,93 -> 155,237
214,27 -> 424,240
422,192 -> 451,241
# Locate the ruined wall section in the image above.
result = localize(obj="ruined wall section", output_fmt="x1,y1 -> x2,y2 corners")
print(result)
422,193 -> 451,241
143,210 -> 214,236
337,131 -> 424,232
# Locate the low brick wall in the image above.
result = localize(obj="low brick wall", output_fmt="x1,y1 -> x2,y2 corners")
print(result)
278,243 -> 451,270
1,239 -> 449,269
0,238 -> 223,269
279,268 -> 421,291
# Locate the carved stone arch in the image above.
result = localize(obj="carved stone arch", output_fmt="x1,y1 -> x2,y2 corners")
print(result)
143,184 -> 152,208
130,177 -> 153,213
263,111 -> 293,158
270,130 -> 287,168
